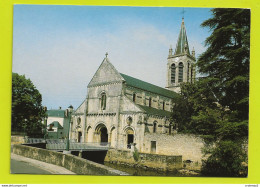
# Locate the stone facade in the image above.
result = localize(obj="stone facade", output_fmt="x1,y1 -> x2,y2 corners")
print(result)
70,58 -> 175,152
70,19 -> 204,166
166,18 -> 196,93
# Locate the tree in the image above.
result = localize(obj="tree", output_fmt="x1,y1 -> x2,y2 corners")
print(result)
197,8 -> 250,121
172,80 -> 227,143
201,140 -> 248,177
198,8 -> 250,176
172,8 -> 250,176
12,73 -> 46,137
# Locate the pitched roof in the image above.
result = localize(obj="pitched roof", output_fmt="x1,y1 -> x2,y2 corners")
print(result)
174,18 -> 191,56
47,110 -> 65,118
120,73 -> 178,99
137,104 -> 172,118
88,57 -> 124,88
47,121 -> 63,129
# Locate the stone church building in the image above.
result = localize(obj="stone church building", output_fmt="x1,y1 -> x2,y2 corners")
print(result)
70,19 -> 204,164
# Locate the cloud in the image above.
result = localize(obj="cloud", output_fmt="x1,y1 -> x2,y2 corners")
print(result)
12,16 -> 206,109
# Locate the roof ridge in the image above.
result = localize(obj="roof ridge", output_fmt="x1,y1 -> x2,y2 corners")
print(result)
136,104 -> 172,118
120,73 -> 178,99
120,73 -> 170,91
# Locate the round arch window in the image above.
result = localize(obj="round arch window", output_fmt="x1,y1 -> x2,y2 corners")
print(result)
126,116 -> 133,125
77,117 -> 81,125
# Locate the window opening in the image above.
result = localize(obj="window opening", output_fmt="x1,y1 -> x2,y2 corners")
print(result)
171,64 -> 176,83
149,97 -> 152,107
191,65 -> 193,83
187,63 -> 190,82
151,141 -> 156,154
162,101 -> 165,110
101,93 -> 106,110
133,93 -> 136,103
153,122 -> 157,133
179,62 -> 183,83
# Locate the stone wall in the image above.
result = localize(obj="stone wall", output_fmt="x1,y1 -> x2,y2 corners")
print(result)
167,54 -> 196,93
142,133 -> 205,168
12,144 -> 128,176
11,136 -> 25,144
105,149 -> 182,172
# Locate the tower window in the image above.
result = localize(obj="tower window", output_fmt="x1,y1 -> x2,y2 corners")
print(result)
149,97 -> 152,107
171,64 -> 176,84
101,93 -> 106,110
187,63 -> 190,82
191,65 -> 193,83
133,93 -> 136,103
178,62 -> 183,83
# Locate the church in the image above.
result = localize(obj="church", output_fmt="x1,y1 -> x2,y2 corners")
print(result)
69,19 -> 204,164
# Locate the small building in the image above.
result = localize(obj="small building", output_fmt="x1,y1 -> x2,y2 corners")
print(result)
46,109 -> 71,139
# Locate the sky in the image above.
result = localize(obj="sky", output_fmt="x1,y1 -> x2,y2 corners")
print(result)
12,5 -> 213,110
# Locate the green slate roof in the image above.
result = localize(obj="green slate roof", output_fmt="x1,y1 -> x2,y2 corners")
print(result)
120,73 -> 178,99
137,104 -> 172,118
174,18 -> 190,56
47,110 -> 65,118
47,121 -> 63,129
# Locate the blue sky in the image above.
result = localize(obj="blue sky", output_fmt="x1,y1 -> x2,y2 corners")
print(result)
12,5 -> 212,109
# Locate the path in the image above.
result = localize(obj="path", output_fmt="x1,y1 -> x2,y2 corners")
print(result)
11,153 -> 75,175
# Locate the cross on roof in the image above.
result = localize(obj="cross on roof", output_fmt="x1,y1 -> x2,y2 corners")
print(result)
181,8 -> 186,19
105,52 -> 108,58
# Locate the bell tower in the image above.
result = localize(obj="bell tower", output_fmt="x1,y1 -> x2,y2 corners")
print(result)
166,18 -> 196,93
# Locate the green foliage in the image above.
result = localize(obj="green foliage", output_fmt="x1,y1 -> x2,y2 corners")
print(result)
172,80 -> 226,140
133,146 -> 140,162
201,140 -> 248,177
12,73 -> 46,137
172,8 -> 249,177
198,8 -> 250,121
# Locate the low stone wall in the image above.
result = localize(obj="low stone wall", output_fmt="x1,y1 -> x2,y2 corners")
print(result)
12,144 -> 128,176
11,136 -> 25,144
105,149 -> 182,172
142,133 -> 205,165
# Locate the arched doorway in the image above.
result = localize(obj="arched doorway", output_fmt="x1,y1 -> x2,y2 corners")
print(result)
125,127 -> 134,149
78,131 -> 82,142
95,124 -> 108,144
100,127 -> 108,143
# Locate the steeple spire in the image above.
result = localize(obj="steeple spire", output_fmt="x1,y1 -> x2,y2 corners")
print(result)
166,17 -> 196,93
174,18 -> 190,56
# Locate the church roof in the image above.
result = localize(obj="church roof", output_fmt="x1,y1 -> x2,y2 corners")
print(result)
47,110 -> 65,118
120,73 -> 178,99
174,18 -> 190,56
137,104 -> 172,117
